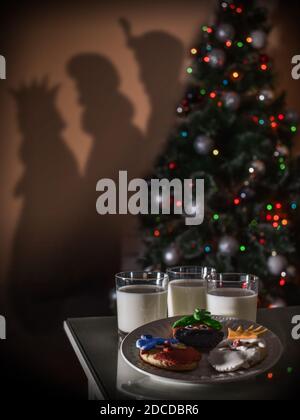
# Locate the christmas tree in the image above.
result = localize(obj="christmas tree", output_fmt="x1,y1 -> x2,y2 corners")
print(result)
141,0 -> 300,307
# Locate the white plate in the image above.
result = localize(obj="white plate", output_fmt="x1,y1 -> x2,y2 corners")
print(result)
121,316 -> 283,385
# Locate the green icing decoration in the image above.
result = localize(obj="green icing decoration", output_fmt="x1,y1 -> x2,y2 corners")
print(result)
172,309 -> 222,331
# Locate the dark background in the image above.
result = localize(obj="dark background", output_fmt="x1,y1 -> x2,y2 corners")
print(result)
0,0 -> 300,399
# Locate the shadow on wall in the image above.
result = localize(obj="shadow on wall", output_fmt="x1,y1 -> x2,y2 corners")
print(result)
7,22 -> 184,334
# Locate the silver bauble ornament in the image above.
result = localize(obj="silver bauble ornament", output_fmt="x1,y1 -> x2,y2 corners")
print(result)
275,144 -> 290,158
194,135 -> 214,155
208,48 -> 226,68
287,265 -> 297,278
218,236 -> 239,256
249,160 -> 266,177
163,244 -> 181,267
250,30 -> 266,49
267,255 -> 288,276
258,89 -> 274,104
216,23 -> 235,42
183,199 -> 204,219
222,92 -> 240,110
285,110 -> 299,124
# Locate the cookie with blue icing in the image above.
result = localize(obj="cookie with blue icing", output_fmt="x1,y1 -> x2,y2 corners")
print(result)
136,335 -> 179,351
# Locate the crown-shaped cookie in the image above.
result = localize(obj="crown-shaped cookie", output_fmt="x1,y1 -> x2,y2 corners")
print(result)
228,325 -> 267,340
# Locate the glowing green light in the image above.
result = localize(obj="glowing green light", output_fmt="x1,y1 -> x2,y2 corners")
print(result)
291,126 -> 297,133
213,214 -> 220,221
287,367 -> 293,374
266,204 -> 273,211
181,131 -> 188,138
202,25 -> 208,32
237,41 -> 244,48
279,157 -> 284,163
291,203 -> 297,210
259,119 -> 265,125
240,245 -> 246,252
280,163 -> 286,171
200,88 -> 206,96
187,67 -> 193,74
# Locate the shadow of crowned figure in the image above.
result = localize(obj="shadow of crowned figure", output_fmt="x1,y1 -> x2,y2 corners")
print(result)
8,79 -> 82,331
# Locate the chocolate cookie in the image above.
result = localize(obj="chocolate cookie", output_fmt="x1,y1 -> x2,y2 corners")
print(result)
174,324 -> 224,350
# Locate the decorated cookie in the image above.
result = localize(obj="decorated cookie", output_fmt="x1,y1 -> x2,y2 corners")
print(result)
172,309 -> 224,350
208,326 -> 268,373
137,335 -> 201,372
136,335 -> 179,351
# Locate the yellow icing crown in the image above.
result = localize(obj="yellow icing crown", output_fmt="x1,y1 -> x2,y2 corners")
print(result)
228,325 -> 267,340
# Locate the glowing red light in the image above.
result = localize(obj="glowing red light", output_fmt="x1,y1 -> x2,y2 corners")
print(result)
273,215 -> 280,222
266,215 -> 272,221
234,198 -> 240,205
270,116 -> 275,122
252,116 -> 259,123
278,114 -> 285,121
169,162 -> 176,170
217,101 -> 223,107
279,279 -> 286,287
203,56 -> 210,63
261,64 -> 268,71
236,7 -> 243,13
230,4 -> 236,9
273,222 -> 279,228
260,238 -> 266,245
207,27 -> 213,34
154,230 -> 160,238
275,203 -> 282,210
210,92 -> 217,99
267,373 -> 273,380
226,40 -> 232,48
271,122 -> 278,129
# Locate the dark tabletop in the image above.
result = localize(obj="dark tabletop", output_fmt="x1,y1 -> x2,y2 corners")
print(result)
64,306 -> 300,400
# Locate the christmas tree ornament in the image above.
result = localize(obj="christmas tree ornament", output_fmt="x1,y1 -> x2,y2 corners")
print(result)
267,255 -> 288,276
285,110 -> 299,124
257,88 -> 274,104
275,144 -> 290,158
208,48 -> 226,68
216,23 -> 235,42
240,187 -> 255,200
287,265 -> 297,278
194,135 -> 214,155
218,236 -> 239,256
248,160 -> 266,177
222,91 -> 240,110
250,30 -> 266,49
163,244 -> 181,266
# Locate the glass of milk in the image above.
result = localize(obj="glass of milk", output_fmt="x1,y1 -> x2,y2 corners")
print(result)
115,271 -> 168,335
206,273 -> 259,322
167,266 -> 216,317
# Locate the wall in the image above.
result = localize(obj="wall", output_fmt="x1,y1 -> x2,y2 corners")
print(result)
0,0 -> 300,397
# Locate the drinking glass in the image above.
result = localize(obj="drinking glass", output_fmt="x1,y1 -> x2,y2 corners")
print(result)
115,271 -> 168,335
167,266 -> 216,317
206,273 -> 259,322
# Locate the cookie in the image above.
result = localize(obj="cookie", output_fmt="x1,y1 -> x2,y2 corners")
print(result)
140,344 -> 201,372
208,338 -> 268,373
174,324 -> 224,350
136,335 -> 201,372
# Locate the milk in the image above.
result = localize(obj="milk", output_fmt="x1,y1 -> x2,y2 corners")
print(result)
116,285 -> 167,333
168,279 -> 207,317
206,288 -> 258,322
